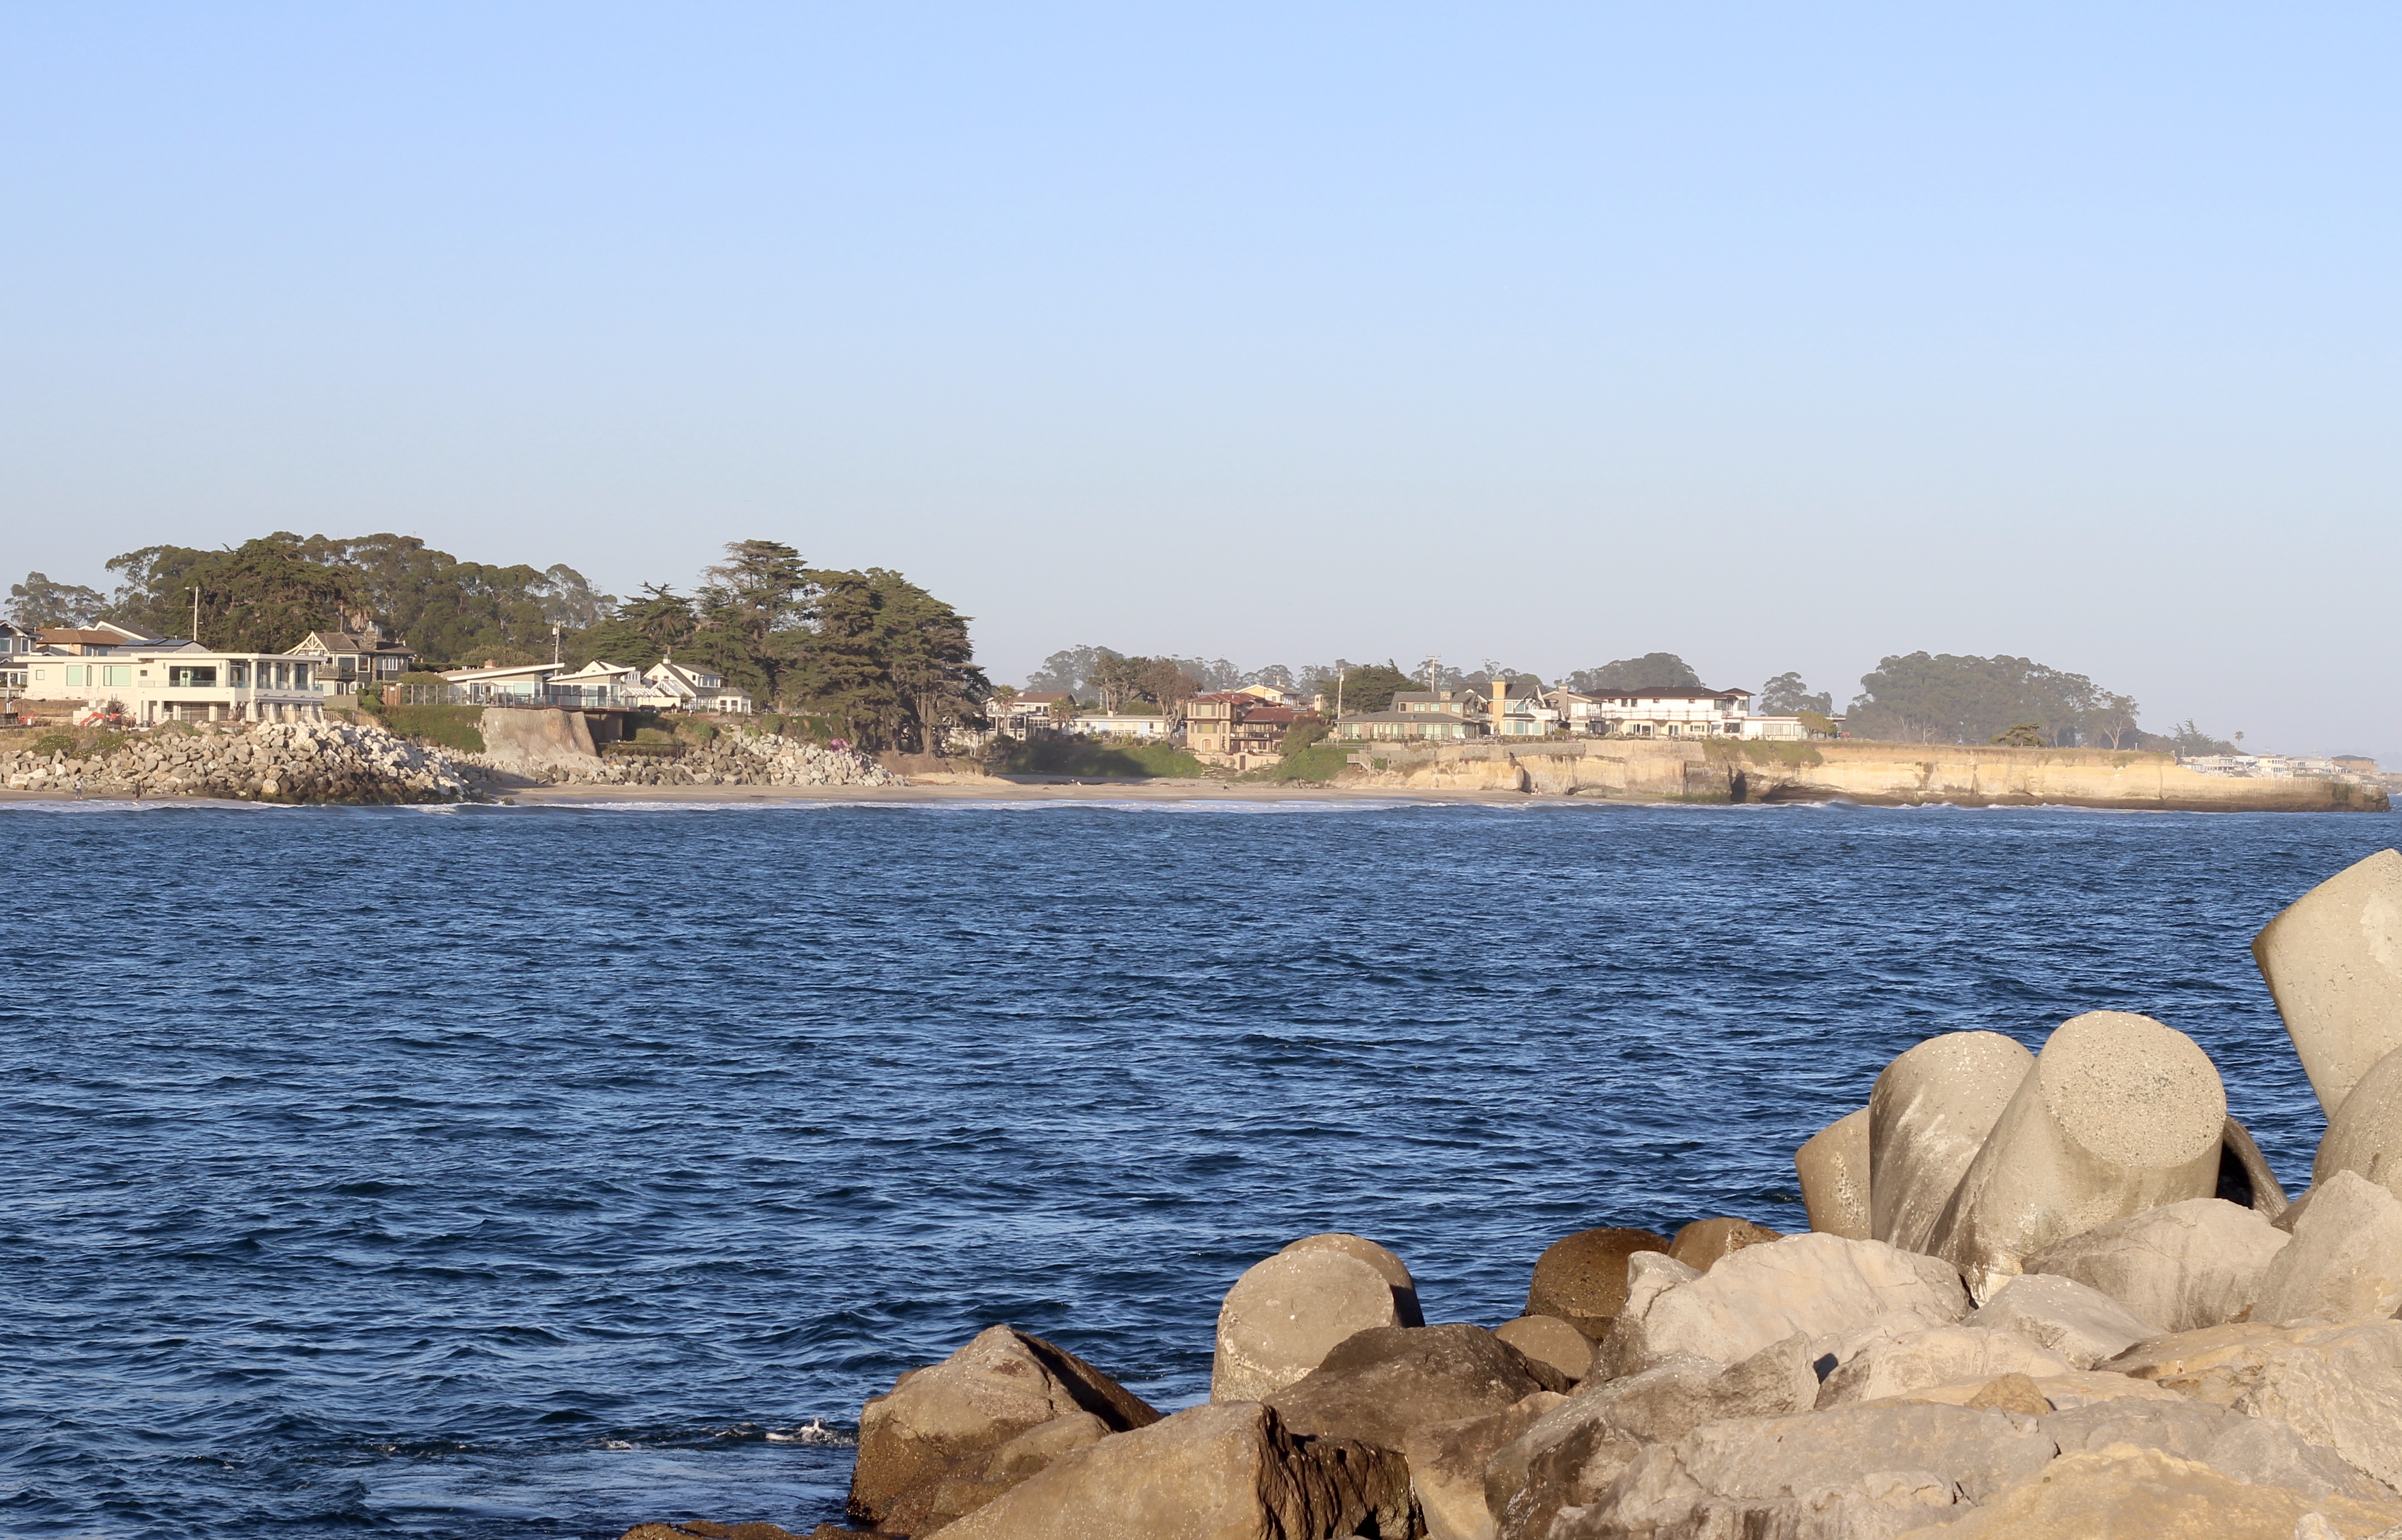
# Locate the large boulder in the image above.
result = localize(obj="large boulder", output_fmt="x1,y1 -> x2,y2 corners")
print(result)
2022,1197 -> 2289,1332
1265,1322 -> 1563,1452
2042,1396 -> 2390,1505
1521,1226 -> 1671,1340
1492,1315 -> 1594,1384
1601,1232 -> 1969,1379
1551,1403 -> 2058,1540
1278,1232 -> 1425,1327
2252,847 -> 2402,1118
1868,1031 -> 2036,1253
1483,1345 -> 1821,1540
1814,1324 -> 2074,1407
1894,1444 -> 2402,1540
1666,1216 -> 1781,1272
1794,1107 -> 1872,1239
1404,1391 -> 1564,1540
2254,1169 -> 2402,1326
1927,1012 -> 2228,1291
1211,1248 -> 1402,1403
932,1401 -> 1414,1540
845,1325 -> 1159,1534
1963,1273 -> 2159,1368
2109,1318 -> 2402,1492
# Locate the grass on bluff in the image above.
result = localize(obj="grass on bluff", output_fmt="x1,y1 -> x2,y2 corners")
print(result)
1003,737 -> 1211,779
1240,741 -> 1354,784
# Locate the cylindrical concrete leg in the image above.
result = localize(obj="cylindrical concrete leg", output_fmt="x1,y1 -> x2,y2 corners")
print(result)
1929,1011 -> 2226,1290
2313,1041 -> 2402,1198
1870,1030 -> 2036,1253
2253,849 -> 2402,1118
1795,1107 -> 1872,1240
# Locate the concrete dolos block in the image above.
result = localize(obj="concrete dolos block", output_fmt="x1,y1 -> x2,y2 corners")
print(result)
1211,1249 -> 1402,1403
1928,1011 -> 2227,1290
2315,1041 -> 2402,1199
1870,1031 -> 2037,1253
1279,1233 -> 1424,1327
2253,847 -> 2402,1118
1795,1107 -> 1871,1240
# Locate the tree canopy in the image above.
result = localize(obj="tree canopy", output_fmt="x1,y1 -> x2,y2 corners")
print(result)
1566,653 -> 1703,693
1845,653 -> 2143,748
100,533 -> 612,662
1758,672 -> 1835,716
6,572 -> 107,631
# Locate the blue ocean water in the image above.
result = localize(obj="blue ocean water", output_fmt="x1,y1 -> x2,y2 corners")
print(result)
1,797 -> 2394,1539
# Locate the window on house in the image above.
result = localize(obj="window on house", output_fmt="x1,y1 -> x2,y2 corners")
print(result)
66,665 -> 84,686
169,666 -> 218,688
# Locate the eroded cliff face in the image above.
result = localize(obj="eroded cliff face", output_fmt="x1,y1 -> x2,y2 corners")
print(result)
1344,740 -> 2387,812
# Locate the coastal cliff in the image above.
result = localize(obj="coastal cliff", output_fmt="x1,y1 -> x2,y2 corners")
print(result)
1345,739 -> 2389,812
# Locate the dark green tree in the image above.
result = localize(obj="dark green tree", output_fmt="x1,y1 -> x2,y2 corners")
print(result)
1330,662 -> 1419,715
1566,653 -> 1703,693
7,572 -> 107,631
1758,672 -> 1835,716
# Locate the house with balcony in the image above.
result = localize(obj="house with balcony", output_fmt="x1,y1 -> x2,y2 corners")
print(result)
1547,684 -> 1772,738
989,691 -> 1074,737
1065,711 -> 1174,741
638,659 -> 753,714
1184,691 -> 1307,769
1335,689 -> 1487,743
288,625 -> 419,696
22,645 -> 328,724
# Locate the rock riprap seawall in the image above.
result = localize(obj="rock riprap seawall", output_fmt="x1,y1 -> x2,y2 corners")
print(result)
464,709 -> 901,789
2,721 -> 477,803
623,846 -> 2402,1540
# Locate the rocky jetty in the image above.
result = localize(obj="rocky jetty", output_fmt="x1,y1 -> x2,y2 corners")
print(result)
1,720 -> 477,803
468,718 -> 901,789
630,848 -> 2402,1540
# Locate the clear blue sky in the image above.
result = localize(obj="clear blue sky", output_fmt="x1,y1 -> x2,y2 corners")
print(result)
5,5 -> 2397,756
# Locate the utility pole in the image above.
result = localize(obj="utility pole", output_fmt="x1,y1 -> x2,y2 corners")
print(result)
188,586 -> 201,646
553,621 -> 562,668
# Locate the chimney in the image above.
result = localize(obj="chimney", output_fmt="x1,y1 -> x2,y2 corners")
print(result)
1491,678 -> 1508,733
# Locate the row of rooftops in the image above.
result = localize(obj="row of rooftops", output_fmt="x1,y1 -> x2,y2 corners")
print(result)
1,618 -> 419,670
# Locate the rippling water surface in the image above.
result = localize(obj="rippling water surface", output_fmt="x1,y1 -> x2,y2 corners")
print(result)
3,797 -> 2395,1538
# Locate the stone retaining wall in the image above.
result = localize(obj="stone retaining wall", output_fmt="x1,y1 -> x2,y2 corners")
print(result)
1,720 -> 476,803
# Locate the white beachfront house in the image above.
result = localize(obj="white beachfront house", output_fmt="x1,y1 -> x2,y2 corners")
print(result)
23,643 -> 330,724
1064,711 -> 1174,740
437,662 -> 562,702
1544,685 -> 1812,740
637,660 -> 752,714
548,660 -> 643,706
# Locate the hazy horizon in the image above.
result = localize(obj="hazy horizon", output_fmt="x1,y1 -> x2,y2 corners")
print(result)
7,6 -> 2397,760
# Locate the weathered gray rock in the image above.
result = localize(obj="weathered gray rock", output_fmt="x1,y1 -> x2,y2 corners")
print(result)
933,1400 -> 1415,1540
1893,1443 -> 2402,1540
1963,1272 -> 2159,1368
1795,1107 -> 1872,1240
2255,1169 -> 2402,1326
1404,1391 -> 1564,1540
1211,1248 -> 1402,1403
1265,1322 -> 1563,1452
1815,1324 -> 2074,1407
2109,1318 -> 2402,1493
1869,1031 -> 2037,1253
2253,847 -> 2402,1118
2219,1115 -> 2290,1217
2317,1042 -> 2402,1204
1666,1216 -> 1781,1272
1929,1012 -> 2229,1291
1485,1400 -> 1645,1540
2023,1196 -> 2289,1333
1278,1232 -> 1425,1328
2042,1396 -> 2391,1505
845,1324 -> 1160,1534
1552,1403 -> 2057,1540
1521,1226 -> 1672,1339
1584,1333 -> 1820,1442
1602,1232 -> 1969,1379
1484,1345 -> 1820,1540
1493,1315 -> 1594,1384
